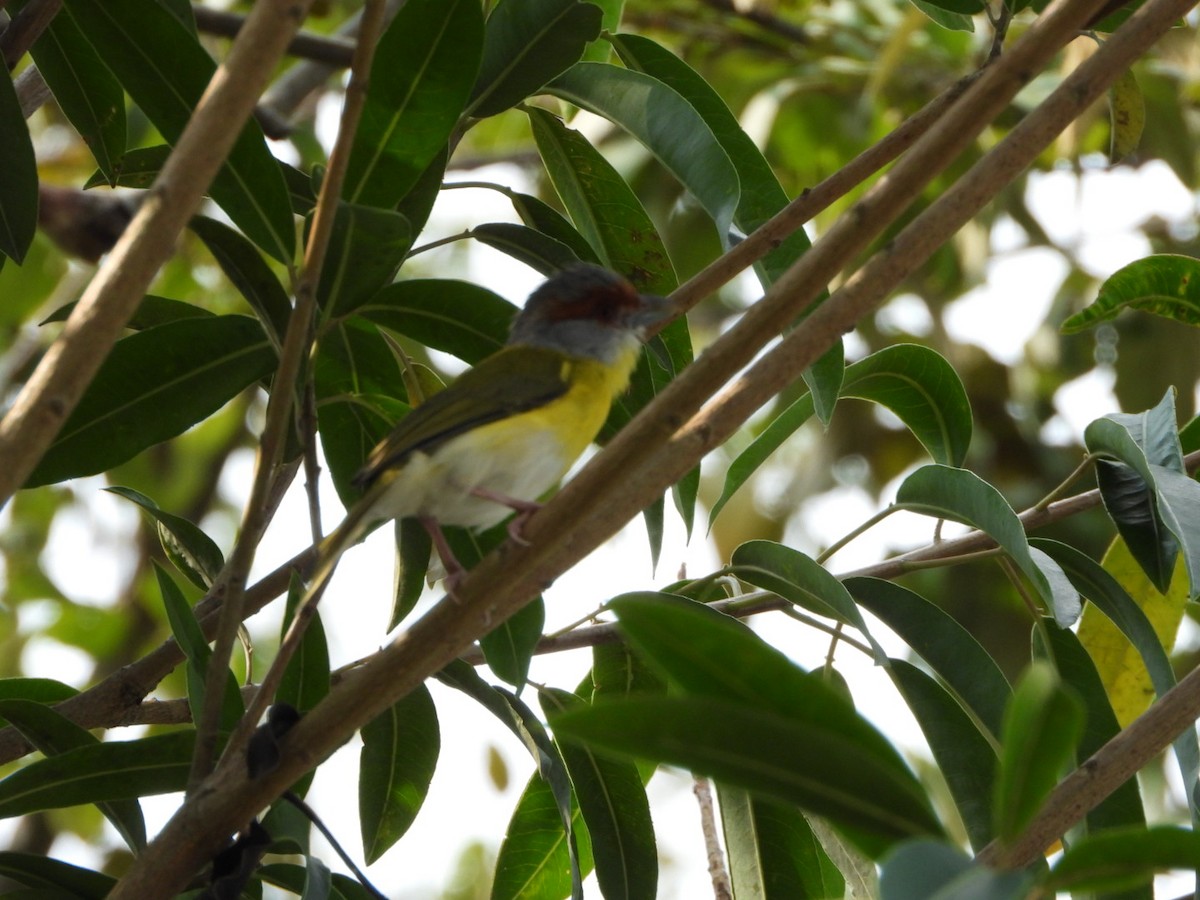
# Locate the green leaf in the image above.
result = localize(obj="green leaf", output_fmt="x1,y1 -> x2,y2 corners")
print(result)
359,684 -> 440,864
0,699 -> 146,852
40,294 -> 214,330
313,319 -> 408,506
0,679 -> 78,721
107,486 -> 225,590
1039,538 -> 1199,818
64,0 -> 295,262
391,518 -> 431,629
84,145 -> 171,190
1063,254 -> 1200,332
711,344 -> 973,524
0,853 -> 115,899
468,0 -> 604,118
848,578 -> 1010,740
0,68 -> 38,262
717,785 -> 845,900
909,2 -> 977,31
152,563 -> 243,732
1085,388 -> 1200,597
993,663 -> 1083,842
895,465 -> 1080,625
189,215 -> 292,342
542,689 -> 657,900
437,660 -> 585,898
729,542 -> 888,662
1046,825 -> 1200,893
528,107 -> 677,283
18,1 -> 126,183
0,731 -> 194,818
317,203 -> 411,318
345,0 -> 482,208
546,62 -> 740,242
472,222 -> 582,274
26,315 -> 276,487
608,32 -> 811,286
358,279 -> 517,365
552,695 -> 940,855
260,864 -> 380,900
888,661 -> 997,851
1108,68 -> 1145,163
803,342 -> 844,429
878,839 -> 1035,899
1034,625 -> 1145,837
505,190 -> 602,264
480,598 -> 544,688
279,574 -> 331,716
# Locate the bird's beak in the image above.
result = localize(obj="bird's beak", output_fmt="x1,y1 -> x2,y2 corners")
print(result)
631,293 -> 679,333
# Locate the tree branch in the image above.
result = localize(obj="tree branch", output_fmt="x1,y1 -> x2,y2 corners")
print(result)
0,0 -> 315,506
106,0 -> 1138,894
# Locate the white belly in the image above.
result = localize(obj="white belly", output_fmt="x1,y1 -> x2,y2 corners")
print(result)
370,423 -> 569,530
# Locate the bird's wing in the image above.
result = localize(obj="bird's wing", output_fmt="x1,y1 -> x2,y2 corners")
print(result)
353,345 -> 572,488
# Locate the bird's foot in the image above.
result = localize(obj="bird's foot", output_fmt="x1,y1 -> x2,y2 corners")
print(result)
420,516 -> 467,603
469,486 -> 543,546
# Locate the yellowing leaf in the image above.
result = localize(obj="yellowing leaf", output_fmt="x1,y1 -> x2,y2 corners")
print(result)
1108,68 -> 1145,164
1078,537 -> 1187,726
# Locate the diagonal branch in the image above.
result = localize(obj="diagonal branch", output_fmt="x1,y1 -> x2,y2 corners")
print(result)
0,0 -> 315,506
106,0 -> 1153,894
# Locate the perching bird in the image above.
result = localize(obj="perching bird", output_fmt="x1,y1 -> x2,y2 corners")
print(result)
316,264 -> 676,593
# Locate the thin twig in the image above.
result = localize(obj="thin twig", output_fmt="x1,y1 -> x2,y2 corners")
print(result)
192,5 -> 355,67
693,777 -> 734,900
214,0 -> 392,773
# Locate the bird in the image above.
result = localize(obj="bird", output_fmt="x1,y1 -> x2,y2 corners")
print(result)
314,263 -> 677,594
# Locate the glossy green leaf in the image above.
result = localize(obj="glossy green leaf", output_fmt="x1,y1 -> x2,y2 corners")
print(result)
153,563 -> 243,732
0,68 -> 38,263
313,318 -> 408,506
279,574 -> 331,716
189,215 -> 292,342
260,863 -> 380,900
0,679 -> 78,721
1035,625 -> 1145,837
993,663 -> 1083,842
729,543 -> 888,662
345,0 -> 482,208
878,839 -> 1035,900
0,853 -> 115,899
528,107 -> 677,284
317,203 -> 411,318
547,63 -> 740,242
107,486 -> 225,590
40,294 -> 213,330
718,785 -> 845,900
888,661 -> 997,851
83,145 -> 170,190
914,0 -> 987,13
803,342 -> 844,429
359,684 -> 440,864
711,344 -> 973,524
478,598 -> 542,688
896,465 -> 1080,624
391,518 -> 431,629
438,660 -> 585,898
0,699 -> 146,851
19,1 -> 126,183
468,0 -> 604,118
910,2 -> 977,31
64,0 -> 295,262
1063,254 -> 1200,332
848,578 -> 1010,740
359,279 -> 516,365
553,695 -> 940,855
472,222 -> 582,274
1045,825 -> 1200,892
0,731 -> 194,818
608,32 -> 811,286
505,190 -> 601,264
492,768 -> 590,900
26,315 -> 276,487
543,689 -> 656,900
1085,389 -> 1200,598
1037,538 -> 1199,816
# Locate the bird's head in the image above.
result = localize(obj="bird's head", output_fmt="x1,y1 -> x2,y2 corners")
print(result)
507,264 -> 677,362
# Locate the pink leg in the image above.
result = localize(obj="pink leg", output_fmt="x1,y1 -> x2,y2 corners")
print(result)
469,486 -> 543,546
419,516 -> 465,599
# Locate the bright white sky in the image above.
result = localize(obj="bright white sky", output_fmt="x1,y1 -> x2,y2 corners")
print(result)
6,152 -> 1199,897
